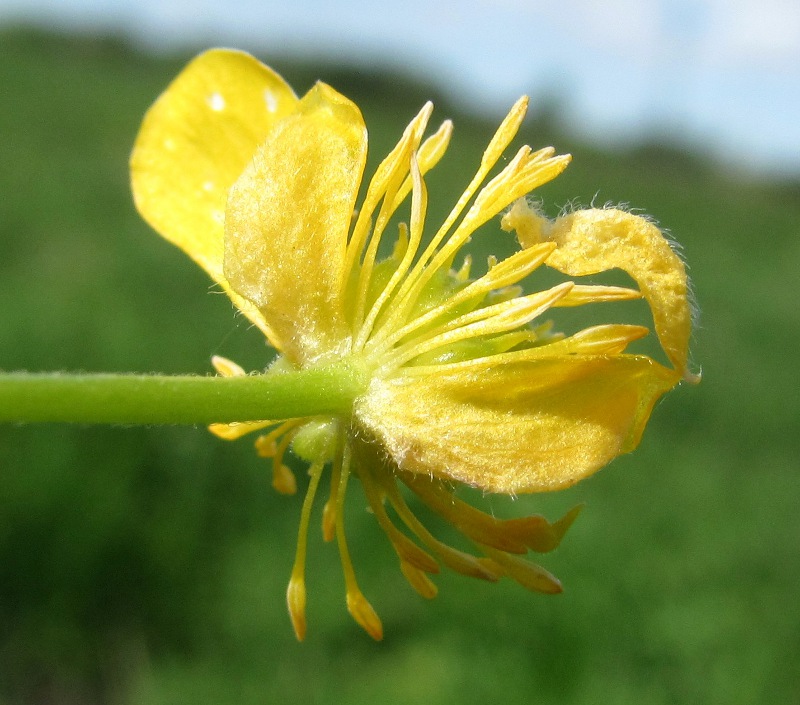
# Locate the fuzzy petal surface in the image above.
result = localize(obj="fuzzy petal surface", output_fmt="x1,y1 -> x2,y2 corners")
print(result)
545,209 -> 694,378
224,83 -> 368,365
357,356 -> 680,494
130,49 -> 298,337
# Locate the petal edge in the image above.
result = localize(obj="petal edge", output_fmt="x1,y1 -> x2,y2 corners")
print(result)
130,49 -> 298,338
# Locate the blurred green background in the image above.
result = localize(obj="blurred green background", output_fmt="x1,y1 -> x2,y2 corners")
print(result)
1,28 -> 799,705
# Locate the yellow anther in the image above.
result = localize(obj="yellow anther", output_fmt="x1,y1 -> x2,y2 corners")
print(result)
321,500 -> 336,542
454,254 -> 472,282
287,462 -> 324,640
209,419 -> 273,440
272,463 -> 297,495
255,436 -> 278,457
346,589 -> 384,641
400,561 -> 439,599
211,354 -> 247,377
287,574 -> 307,641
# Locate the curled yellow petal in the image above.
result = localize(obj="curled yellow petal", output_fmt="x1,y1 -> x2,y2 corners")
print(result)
549,209 -> 695,380
224,82 -> 368,365
130,49 -> 298,341
357,356 -> 680,494
503,200 -> 696,380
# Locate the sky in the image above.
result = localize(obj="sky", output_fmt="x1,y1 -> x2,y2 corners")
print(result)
2,0 -> 799,176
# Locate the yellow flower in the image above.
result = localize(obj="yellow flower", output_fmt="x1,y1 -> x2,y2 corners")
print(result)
131,49 -> 697,641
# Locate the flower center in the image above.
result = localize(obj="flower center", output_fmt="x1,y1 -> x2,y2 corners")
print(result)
351,227 -> 567,377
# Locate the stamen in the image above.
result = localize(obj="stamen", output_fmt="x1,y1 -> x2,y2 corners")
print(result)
369,97 -> 531,343
420,96 -> 531,266
480,546 -> 563,594
347,103 -> 433,332
474,149 -> 568,219
345,103 -> 432,268
211,354 -> 246,377
395,146 -> 535,306
208,419 -> 276,440
482,96 -> 531,168
454,254 -> 472,283
286,461 -> 325,641
346,590 -> 384,642
286,576 -> 307,641
254,420 -> 304,494
400,561 -> 439,599
366,241 -> 556,359
355,121 -> 454,345
403,474 -> 527,554
321,444 -> 344,542
360,469 -> 440,574
377,282 -> 573,373
396,324 -> 650,377
403,473 -> 582,554
272,464 -> 298,496
353,150 -> 426,329
409,150 -> 569,298
254,420 -> 303,457
335,444 -> 384,640
270,430 -> 298,495
524,324 -> 651,357
355,152 -> 428,350
391,222 -> 409,261
485,285 -> 524,305
321,502 -> 335,543
554,285 -> 642,307
388,119 -> 453,216
378,475 -> 498,582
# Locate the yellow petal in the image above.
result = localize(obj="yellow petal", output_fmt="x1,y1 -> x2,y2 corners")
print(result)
224,82 -> 368,365
130,49 -> 298,340
357,356 -> 680,494
546,209 -> 695,379
503,202 -> 694,380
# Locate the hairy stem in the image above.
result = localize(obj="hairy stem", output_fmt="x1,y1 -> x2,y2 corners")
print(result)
0,360 -> 365,425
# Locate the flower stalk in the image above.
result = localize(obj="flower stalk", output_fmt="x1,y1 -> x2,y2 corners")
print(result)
0,361 -> 365,425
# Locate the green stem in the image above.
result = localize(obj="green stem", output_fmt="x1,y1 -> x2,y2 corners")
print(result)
0,360 -> 366,425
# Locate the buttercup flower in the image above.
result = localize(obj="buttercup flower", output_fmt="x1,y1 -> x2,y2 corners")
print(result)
131,49 -> 697,640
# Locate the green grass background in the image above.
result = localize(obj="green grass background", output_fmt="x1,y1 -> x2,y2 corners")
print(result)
1,28 -> 799,705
